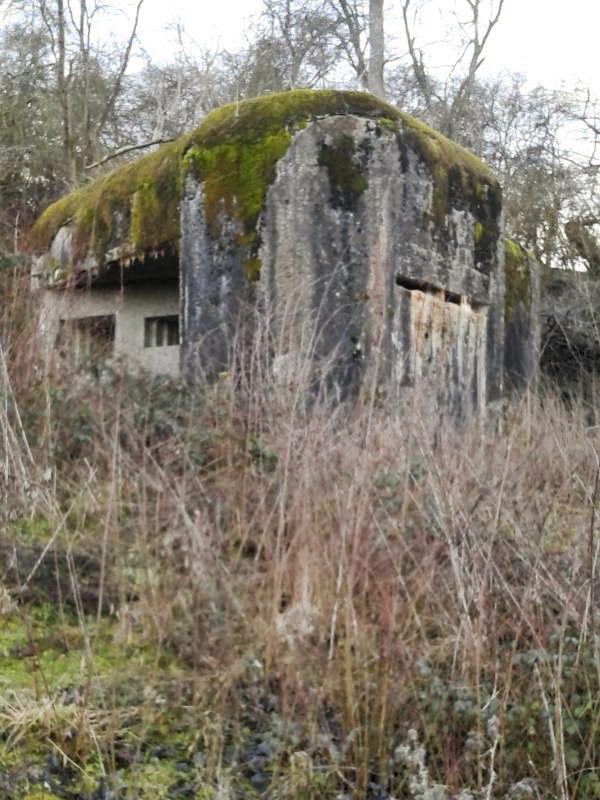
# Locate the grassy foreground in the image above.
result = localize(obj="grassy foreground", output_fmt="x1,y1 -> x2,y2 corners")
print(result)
2,268 -> 600,799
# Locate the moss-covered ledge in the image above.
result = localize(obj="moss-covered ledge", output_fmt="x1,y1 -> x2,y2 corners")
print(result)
30,89 -> 501,279
30,137 -> 187,267
503,237 -> 541,392
504,237 -> 533,323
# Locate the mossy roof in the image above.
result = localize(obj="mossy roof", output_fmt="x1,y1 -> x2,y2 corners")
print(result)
29,89 -> 500,268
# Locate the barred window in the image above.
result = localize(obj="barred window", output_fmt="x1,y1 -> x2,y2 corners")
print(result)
144,315 -> 179,347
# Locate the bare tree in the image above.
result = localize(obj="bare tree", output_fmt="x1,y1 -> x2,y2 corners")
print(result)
0,16 -> 60,249
249,0 -> 340,91
400,0 -> 505,142
127,29 -> 236,142
326,0 -> 368,88
37,0 -> 145,182
249,0 -> 381,96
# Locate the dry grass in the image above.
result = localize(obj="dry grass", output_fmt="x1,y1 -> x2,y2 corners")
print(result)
0,689 -> 132,758
3,269 -> 600,797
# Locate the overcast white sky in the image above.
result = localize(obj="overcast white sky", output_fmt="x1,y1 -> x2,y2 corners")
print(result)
137,0 -> 600,94
483,0 -> 600,90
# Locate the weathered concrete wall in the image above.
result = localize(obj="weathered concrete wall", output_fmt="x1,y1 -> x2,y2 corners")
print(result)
393,288 -> 488,416
179,173 -> 246,380
38,283 -> 180,378
181,112 -> 504,414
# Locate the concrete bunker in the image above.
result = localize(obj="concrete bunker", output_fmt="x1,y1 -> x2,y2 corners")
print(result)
30,89 -> 537,411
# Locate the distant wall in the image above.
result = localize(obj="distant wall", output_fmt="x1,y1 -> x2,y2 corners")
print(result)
39,282 -> 180,378
541,269 -> 600,404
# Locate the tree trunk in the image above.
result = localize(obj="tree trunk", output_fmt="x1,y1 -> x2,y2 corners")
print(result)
56,0 -> 76,183
368,0 -> 385,100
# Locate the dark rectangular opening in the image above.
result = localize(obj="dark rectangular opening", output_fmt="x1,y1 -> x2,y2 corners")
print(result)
79,247 -> 179,289
144,315 -> 179,347
58,314 -> 115,360
395,274 -> 486,310
395,274 -> 462,305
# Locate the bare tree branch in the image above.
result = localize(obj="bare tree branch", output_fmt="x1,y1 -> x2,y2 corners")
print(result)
401,0 -> 434,109
328,0 -> 368,87
96,0 -> 145,136
85,137 -> 175,170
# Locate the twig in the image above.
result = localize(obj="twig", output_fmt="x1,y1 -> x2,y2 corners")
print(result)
589,460 -> 600,642
535,663 -> 569,800
47,738 -> 89,775
85,138 -> 175,170
485,735 -> 500,800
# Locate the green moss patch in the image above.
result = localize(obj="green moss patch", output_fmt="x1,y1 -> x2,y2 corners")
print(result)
30,89 -> 500,280
30,139 -> 186,266
318,134 -> 369,211
181,90 -> 399,278
504,237 -> 532,322
184,128 -> 291,279
396,113 -> 501,244
0,606 -> 153,698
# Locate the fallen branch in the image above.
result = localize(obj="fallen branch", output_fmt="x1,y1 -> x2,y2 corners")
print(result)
85,138 -> 176,170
